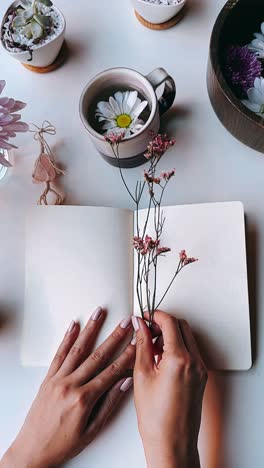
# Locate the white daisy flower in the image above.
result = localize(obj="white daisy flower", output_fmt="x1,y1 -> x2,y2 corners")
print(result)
95,90 -> 148,138
248,22 -> 264,58
242,77 -> 264,116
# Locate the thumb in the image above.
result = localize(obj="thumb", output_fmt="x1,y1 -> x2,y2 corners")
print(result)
132,316 -> 154,372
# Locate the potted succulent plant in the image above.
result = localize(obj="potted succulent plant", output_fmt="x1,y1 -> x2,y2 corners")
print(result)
0,80 -> 28,182
1,0 -> 65,68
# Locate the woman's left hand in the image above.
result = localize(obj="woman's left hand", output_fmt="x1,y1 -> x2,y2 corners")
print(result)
1,308 -> 134,468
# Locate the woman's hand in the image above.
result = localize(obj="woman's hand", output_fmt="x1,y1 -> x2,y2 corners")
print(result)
132,311 -> 207,468
1,308 -> 134,468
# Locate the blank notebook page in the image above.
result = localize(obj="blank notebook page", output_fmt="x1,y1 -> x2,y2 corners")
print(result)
22,206 -> 134,367
135,201 -> 251,371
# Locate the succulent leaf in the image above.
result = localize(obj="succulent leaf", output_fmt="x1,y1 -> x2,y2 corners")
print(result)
20,0 -> 32,8
33,13 -> 51,27
38,0 -> 53,6
16,8 -> 25,15
22,7 -> 34,20
12,15 -> 27,28
30,19 -> 43,38
21,23 -> 33,39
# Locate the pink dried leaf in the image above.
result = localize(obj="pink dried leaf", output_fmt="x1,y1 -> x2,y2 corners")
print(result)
0,114 -> 15,125
0,97 -> 9,106
8,101 -> 27,112
0,153 -> 12,167
0,81 -> 6,95
0,139 -> 17,150
4,122 -> 29,132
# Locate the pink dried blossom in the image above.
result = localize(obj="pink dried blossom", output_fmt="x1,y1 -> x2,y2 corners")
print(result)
144,170 -> 161,185
104,131 -> 125,145
183,257 -> 198,265
160,168 -> 176,182
144,133 -> 175,160
133,235 -> 160,256
157,247 -> 171,255
133,236 -> 144,252
179,250 -> 198,266
0,80 -> 28,167
179,250 -> 187,261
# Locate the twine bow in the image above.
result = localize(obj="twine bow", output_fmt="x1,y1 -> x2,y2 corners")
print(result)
30,121 -> 65,205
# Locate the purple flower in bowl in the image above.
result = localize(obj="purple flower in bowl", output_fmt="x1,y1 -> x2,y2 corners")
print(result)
224,45 -> 262,99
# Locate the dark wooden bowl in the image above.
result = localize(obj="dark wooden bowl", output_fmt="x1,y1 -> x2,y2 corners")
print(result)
207,0 -> 264,153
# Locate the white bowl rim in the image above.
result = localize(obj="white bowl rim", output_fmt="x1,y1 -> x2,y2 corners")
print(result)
135,0 -> 186,8
79,67 -> 159,143
0,1 -> 66,55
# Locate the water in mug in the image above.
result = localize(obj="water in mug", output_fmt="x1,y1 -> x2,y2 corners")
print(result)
88,86 -> 151,135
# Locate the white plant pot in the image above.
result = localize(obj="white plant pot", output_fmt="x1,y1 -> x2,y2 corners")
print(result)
1,1 -> 66,68
131,0 -> 186,24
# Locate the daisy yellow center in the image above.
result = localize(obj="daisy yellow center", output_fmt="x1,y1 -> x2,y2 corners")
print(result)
116,114 -> 132,128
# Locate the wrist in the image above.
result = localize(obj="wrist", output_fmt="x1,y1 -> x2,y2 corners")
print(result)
1,443 -> 49,468
143,440 -> 200,468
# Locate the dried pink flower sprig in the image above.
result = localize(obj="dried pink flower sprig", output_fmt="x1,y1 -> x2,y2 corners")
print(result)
144,133 -> 175,159
105,132 -> 197,323
0,80 -> 28,167
179,250 -> 198,266
133,235 -> 170,257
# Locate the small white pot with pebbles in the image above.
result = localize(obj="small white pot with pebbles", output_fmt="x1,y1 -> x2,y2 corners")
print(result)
1,0 -> 65,68
132,0 -> 186,24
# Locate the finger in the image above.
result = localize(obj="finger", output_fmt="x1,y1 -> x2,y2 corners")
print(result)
179,320 -> 205,365
146,310 -> 187,356
89,343 -> 135,399
132,316 -> 155,372
47,320 -> 80,378
73,317 -> 133,385
85,377 -> 133,442
58,307 -> 106,376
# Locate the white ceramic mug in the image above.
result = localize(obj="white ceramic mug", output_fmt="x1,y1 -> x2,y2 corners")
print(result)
79,67 -> 176,168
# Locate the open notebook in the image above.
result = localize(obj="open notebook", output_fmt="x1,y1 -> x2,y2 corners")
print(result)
22,201 -> 252,371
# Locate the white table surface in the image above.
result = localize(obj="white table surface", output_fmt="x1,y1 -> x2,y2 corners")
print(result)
0,0 -> 263,467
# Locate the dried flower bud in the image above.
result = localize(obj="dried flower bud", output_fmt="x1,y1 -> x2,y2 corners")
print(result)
160,168 -> 176,182
157,247 -> 171,256
179,250 -> 198,266
104,131 -> 125,145
144,133 -> 175,160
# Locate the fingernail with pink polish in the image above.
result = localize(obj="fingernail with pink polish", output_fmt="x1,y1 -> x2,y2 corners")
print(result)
67,320 -> 75,333
132,316 -> 139,332
131,336 -> 137,346
120,377 -> 133,392
120,317 -> 132,329
91,307 -> 103,321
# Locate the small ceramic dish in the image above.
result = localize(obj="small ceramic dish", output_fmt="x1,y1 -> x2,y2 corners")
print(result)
131,0 -> 186,25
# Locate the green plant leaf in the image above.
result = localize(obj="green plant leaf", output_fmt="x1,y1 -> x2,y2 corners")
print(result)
22,7 -> 34,20
16,8 -> 25,15
33,13 -> 51,27
21,24 -> 33,38
12,15 -> 27,28
30,19 -> 43,38
20,0 -> 32,8
38,0 -> 53,6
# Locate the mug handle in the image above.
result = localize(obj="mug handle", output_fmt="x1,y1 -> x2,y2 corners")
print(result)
145,68 -> 176,115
